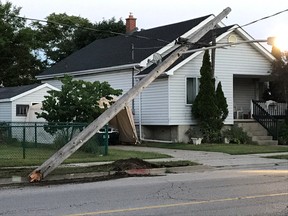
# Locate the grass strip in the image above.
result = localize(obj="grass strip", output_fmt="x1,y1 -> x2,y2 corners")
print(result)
0,160 -> 197,178
141,143 -> 288,155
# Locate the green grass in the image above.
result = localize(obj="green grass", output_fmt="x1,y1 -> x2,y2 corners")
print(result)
141,142 -> 288,155
0,144 -> 171,167
265,154 -> 288,160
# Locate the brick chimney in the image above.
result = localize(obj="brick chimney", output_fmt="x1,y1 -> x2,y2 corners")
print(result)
126,13 -> 137,33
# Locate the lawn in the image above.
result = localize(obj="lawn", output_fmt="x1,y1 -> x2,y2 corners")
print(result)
264,154 -> 288,160
0,144 -> 171,167
141,143 -> 288,155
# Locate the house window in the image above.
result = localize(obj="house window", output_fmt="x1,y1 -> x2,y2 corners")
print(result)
186,77 -> 198,104
16,105 -> 29,116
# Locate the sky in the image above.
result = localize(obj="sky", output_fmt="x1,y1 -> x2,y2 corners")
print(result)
4,0 -> 288,50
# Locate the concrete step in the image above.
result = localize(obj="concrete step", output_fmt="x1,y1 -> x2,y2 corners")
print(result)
256,140 -> 278,146
252,136 -> 273,141
239,124 -> 267,132
236,121 -> 278,146
246,130 -> 268,136
237,122 -> 264,130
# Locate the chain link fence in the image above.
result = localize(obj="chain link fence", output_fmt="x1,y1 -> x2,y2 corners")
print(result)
0,122 -> 112,167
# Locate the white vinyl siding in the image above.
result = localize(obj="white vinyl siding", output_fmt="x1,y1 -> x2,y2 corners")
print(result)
215,33 -> 272,76
134,78 -> 169,125
43,70 -> 133,94
0,102 -> 12,122
215,33 -> 272,123
168,53 -> 203,125
11,86 -> 52,122
233,78 -> 255,115
168,32 -> 271,126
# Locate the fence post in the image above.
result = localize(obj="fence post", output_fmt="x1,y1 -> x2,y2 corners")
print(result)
22,126 -> 26,159
104,124 -> 109,156
34,122 -> 37,147
8,123 -> 12,139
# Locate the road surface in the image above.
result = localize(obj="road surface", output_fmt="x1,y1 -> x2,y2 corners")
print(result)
0,164 -> 287,216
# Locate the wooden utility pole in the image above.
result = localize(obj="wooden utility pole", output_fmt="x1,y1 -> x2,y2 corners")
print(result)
29,7 -> 231,182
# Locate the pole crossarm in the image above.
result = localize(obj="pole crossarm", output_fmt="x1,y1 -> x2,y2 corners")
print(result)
29,7 -> 231,182
183,39 -> 270,54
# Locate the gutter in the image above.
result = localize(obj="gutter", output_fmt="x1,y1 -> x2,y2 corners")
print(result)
36,63 -> 141,80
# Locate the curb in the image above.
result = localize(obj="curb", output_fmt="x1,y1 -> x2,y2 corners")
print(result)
0,165 -> 212,187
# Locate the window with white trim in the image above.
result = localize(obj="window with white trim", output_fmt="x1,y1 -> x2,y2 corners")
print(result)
186,77 -> 199,104
16,104 -> 29,116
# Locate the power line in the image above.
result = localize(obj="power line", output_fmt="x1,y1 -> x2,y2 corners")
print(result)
240,8 -> 288,28
5,8 -> 288,53
14,15 -> 170,44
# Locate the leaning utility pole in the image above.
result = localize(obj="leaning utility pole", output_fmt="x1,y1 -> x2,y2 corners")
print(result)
29,7 -> 231,182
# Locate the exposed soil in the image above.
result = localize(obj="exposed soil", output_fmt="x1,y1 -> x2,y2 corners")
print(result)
111,158 -> 160,171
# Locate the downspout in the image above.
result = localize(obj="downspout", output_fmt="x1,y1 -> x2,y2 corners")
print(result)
132,43 -> 135,113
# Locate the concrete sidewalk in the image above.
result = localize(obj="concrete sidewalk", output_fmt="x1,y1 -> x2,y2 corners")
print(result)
111,146 -> 288,168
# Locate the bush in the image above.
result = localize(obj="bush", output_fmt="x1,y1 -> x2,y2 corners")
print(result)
278,121 -> 288,145
80,137 -> 101,154
222,125 -> 252,144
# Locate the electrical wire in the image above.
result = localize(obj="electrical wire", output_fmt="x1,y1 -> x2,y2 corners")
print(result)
14,15 -> 170,44
11,7 -> 287,44
3,8 -> 288,54
240,8 -> 288,28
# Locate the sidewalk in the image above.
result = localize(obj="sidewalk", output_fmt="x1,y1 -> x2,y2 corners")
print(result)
111,146 -> 288,168
1,146 -> 287,187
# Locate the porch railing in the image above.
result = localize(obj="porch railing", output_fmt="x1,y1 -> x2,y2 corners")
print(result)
253,100 -> 287,118
251,100 -> 280,140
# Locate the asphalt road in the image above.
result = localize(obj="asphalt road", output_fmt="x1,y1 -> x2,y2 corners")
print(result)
0,164 -> 287,216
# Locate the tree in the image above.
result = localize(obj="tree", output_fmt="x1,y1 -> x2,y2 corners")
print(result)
37,75 -> 122,125
269,46 -> 288,102
1,1 -> 126,87
192,50 -> 228,143
215,81 -> 228,121
32,14 -> 125,65
0,2 -> 43,87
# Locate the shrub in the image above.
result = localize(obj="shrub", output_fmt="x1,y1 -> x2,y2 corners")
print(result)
278,121 -> 288,145
222,125 -> 252,144
185,127 -> 203,144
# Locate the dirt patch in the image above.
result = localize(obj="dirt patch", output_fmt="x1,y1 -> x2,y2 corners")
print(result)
111,158 -> 160,171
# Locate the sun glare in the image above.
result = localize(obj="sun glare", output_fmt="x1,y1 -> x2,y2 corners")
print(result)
274,36 -> 288,51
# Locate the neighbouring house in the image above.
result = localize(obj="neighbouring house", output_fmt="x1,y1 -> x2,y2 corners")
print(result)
36,13 -> 284,143
0,83 -> 59,122
0,83 -> 60,144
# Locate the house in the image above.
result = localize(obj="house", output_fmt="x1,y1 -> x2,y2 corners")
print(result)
36,14 -> 277,143
0,83 -> 59,122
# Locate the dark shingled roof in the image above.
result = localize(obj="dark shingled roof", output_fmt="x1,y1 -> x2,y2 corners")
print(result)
0,83 -> 43,100
39,15 -> 211,76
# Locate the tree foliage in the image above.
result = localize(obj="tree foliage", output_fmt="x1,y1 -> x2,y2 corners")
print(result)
37,75 -> 122,126
269,47 -> 288,102
192,50 -> 228,143
0,2 -> 43,87
0,2 -> 126,87
32,14 -> 125,64
216,81 -> 228,121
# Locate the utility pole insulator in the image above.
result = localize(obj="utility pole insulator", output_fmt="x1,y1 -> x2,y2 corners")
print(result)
175,37 -> 189,45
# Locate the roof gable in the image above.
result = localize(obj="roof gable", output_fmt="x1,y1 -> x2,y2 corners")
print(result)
137,25 -> 235,76
137,24 -> 275,76
37,15 -> 212,78
0,83 -> 59,102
